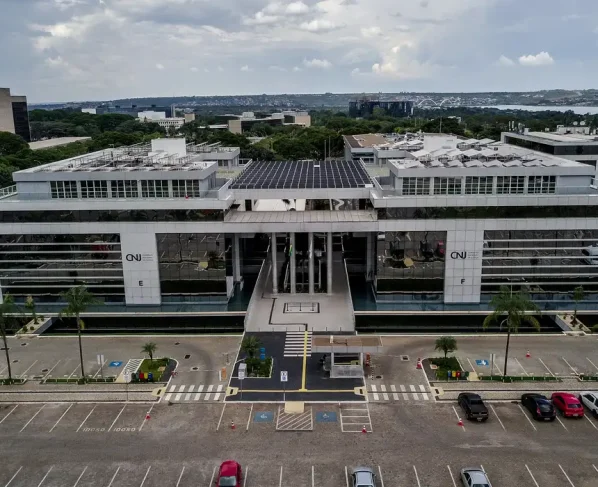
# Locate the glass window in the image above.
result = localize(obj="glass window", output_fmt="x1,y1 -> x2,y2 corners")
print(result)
80,180 -> 107,198
141,180 -> 169,198
173,180 -> 201,198
434,177 -> 462,195
111,180 -> 138,198
50,181 -> 77,199
528,176 -> 556,194
496,176 -> 524,194
465,176 -> 493,195
402,177 -> 429,196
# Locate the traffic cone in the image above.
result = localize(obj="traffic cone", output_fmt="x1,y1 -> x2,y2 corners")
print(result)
416,358 -> 422,370
231,421 -> 235,430
145,412 -> 151,420
458,418 -> 463,427
361,425 -> 367,434
526,350 -> 531,358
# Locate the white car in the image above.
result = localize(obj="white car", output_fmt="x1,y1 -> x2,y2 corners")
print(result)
579,391 -> 598,418
460,468 -> 491,487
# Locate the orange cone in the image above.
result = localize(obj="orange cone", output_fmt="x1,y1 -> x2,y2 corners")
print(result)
231,421 -> 235,430
361,425 -> 367,434
145,413 -> 151,420
526,350 -> 531,358
416,358 -> 422,370
458,418 -> 463,427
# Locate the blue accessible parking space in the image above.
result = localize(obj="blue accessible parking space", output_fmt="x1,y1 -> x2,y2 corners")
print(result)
109,361 -> 123,367
253,411 -> 274,423
315,412 -> 337,423
475,359 -> 489,366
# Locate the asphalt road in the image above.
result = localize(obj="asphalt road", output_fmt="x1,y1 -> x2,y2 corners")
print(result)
1,400 -> 597,487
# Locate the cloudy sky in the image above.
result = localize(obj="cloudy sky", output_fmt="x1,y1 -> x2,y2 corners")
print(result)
1,0 -> 597,102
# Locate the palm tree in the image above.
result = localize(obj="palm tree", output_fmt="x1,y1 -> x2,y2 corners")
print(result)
59,286 -> 99,380
142,342 -> 157,362
434,336 -> 457,359
573,285 -> 585,325
241,336 -> 261,359
0,294 -> 17,383
483,286 -> 540,376
24,295 -> 38,325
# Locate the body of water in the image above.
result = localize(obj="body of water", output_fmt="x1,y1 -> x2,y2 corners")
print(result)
479,105 -> 598,115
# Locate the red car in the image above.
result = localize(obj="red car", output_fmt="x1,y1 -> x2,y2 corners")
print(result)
551,392 -> 585,418
216,461 -> 242,487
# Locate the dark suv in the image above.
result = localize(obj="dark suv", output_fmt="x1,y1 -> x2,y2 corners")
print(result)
458,393 -> 489,422
521,393 -> 556,421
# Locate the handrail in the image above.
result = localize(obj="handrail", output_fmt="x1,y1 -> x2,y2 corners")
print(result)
0,185 -> 17,200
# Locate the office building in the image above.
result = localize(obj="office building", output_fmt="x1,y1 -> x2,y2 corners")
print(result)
137,111 -> 186,130
1,135 -> 597,332
349,99 -> 413,118
0,87 -> 31,142
227,111 -> 311,134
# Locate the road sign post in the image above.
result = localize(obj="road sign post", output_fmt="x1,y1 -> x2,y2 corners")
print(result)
123,372 -> 131,402
280,370 -> 288,402
238,363 -> 247,400
490,353 -> 496,378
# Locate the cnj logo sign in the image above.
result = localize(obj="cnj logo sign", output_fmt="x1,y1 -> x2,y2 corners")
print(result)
449,251 -> 479,260
125,253 -> 154,262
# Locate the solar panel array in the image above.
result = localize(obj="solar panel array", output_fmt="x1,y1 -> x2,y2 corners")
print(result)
230,160 -> 372,190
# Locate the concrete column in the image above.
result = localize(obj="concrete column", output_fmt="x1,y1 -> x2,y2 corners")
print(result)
233,234 -> 241,282
327,232 -> 333,295
271,233 -> 278,295
290,232 -> 296,294
308,232 -> 314,295
366,232 -> 374,281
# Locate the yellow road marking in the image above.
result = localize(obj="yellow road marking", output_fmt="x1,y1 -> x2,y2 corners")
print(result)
299,330 -> 308,391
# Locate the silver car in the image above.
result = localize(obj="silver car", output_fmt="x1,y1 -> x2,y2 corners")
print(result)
351,467 -> 376,487
460,467 -> 491,487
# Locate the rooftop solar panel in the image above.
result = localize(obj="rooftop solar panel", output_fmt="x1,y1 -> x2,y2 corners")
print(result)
229,160 -> 373,190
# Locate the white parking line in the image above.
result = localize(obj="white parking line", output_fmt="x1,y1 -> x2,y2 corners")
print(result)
107,467 -> 120,487
42,360 -> 62,380
344,466 -> 349,487
559,464 -> 576,487
19,360 -> 38,378
514,357 -> 529,376
593,464 -> 598,474
466,357 -> 475,372
0,405 -> 18,424
3,466 -> 22,487
242,467 -> 248,487
311,466 -> 315,487
378,466 -> 385,487
49,404 -> 73,432
72,466 -> 88,487
413,466 -> 421,487
67,364 -> 81,379
587,357 -> 598,372
278,466 -> 283,487
37,466 -> 53,487
525,465 -> 540,487
447,466 -> 457,487
76,405 -> 96,432
489,405 -> 506,431
216,403 -> 227,431
538,358 -> 555,377
452,405 -> 465,431
556,415 -> 568,431
456,357 -> 465,372
246,404 -> 253,431
561,357 -> 578,375
20,404 -> 45,432
517,404 -> 537,431
107,405 -> 126,432
493,361 -> 502,376
209,466 -> 217,487
175,467 -> 185,487
584,414 -> 598,430
139,466 -> 151,487
480,465 -> 485,473
139,404 -> 154,432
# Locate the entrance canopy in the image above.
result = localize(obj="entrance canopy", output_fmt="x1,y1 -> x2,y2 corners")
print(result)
312,335 -> 383,354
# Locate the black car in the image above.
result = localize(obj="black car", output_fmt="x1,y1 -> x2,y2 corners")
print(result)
521,393 -> 556,421
458,392 -> 489,422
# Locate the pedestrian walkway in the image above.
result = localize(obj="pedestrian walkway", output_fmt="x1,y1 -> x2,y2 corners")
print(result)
367,384 -> 431,401
340,404 -> 372,433
115,359 -> 143,383
163,384 -> 225,403
283,331 -> 312,357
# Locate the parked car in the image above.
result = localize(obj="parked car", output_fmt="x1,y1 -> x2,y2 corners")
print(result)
521,393 -> 556,421
460,467 -> 492,487
458,393 -> 489,421
551,392 -> 584,418
351,467 -> 376,487
579,391 -> 598,418
216,460 -> 242,487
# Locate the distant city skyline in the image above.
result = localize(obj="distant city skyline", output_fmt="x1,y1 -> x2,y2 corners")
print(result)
2,0 -> 597,102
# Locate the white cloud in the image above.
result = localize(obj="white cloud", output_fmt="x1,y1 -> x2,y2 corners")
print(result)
286,1 -> 309,15
303,58 -> 332,68
299,19 -> 338,32
518,51 -> 554,66
240,64 -> 251,71
243,11 -> 279,25
371,43 -> 439,79
497,55 -> 515,66
190,66 -> 199,72
45,56 -> 67,67
155,63 -> 165,70
292,66 -> 302,72
361,26 -> 381,37
351,67 -> 360,75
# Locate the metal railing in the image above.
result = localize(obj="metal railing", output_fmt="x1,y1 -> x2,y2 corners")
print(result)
0,185 -> 17,200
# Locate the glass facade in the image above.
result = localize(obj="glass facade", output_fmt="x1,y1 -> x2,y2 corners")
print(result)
376,231 -> 446,292
465,176 -> 493,195
402,177 -> 430,195
434,177 -> 462,195
0,209 -> 226,223
0,234 -> 124,303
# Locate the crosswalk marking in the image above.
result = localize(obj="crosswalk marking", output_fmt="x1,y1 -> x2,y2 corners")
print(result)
409,384 -> 419,400
367,384 -> 430,402
195,385 -> 204,401
283,331 -> 313,357
400,385 -> 408,400
164,384 -> 223,403
390,385 -> 399,401
419,384 -> 429,400
185,385 -> 195,401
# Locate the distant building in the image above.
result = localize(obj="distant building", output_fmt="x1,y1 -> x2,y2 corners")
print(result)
227,110 -> 311,134
349,99 -> 413,118
137,111 -> 185,130
184,113 -> 196,123
0,87 -> 31,142
95,105 -> 174,117
81,108 -> 97,115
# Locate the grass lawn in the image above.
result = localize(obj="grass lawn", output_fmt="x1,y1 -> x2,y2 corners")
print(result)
138,358 -> 169,381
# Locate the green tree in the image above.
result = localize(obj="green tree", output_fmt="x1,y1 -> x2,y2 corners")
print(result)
573,285 -> 585,324
59,286 -> 100,380
483,286 -> 540,376
24,295 -> 38,325
241,336 -> 261,359
0,293 -> 18,382
434,336 -> 457,359
0,132 -> 28,156
142,342 -> 157,362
